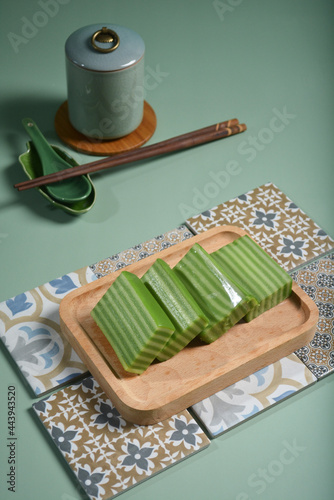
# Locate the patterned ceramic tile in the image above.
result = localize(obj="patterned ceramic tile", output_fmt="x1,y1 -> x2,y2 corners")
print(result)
186,183 -> 334,271
191,353 -> 316,438
90,225 -> 193,278
292,251 -> 334,378
0,226 -> 193,397
33,375 -> 210,500
187,183 -> 333,437
0,266 -> 97,395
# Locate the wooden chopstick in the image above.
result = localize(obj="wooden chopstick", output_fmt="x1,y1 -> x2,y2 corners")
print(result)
14,120 -> 246,191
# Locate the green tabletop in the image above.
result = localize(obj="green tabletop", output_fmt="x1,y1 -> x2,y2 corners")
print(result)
0,1 -> 333,499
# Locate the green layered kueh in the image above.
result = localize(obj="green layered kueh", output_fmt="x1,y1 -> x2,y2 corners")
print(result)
142,258 -> 208,360
90,236 -> 292,373
91,271 -> 175,374
212,235 -> 292,322
173,244 -> 258,343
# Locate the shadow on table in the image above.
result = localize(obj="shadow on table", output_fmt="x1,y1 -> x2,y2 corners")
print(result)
2,93 -> 151,223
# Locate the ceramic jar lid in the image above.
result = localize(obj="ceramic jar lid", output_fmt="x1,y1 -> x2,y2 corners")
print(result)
65,23 -> 145,72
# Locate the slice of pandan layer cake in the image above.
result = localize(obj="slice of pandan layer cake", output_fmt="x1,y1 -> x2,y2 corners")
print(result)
90,271 -> 175,374
212,235 -> 292,322
173,244 -> 257,344
141,258 -> 208,361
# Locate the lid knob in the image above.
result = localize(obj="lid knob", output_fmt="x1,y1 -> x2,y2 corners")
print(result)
91,27 -> 120,53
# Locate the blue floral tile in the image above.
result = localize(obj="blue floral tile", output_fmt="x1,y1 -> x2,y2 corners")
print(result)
293,251 -> 334,378
0,226 -> 193,397
251,209 -> 278,230
0,266 -> 97,395
184,183 -> 332,437
185,183 -> 334,271
191,353 -> 316,438
89,225 -> 193,278
33,375 -> 210,500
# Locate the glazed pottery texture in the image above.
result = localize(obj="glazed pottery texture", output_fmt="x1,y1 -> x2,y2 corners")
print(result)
65,24 -> 145,139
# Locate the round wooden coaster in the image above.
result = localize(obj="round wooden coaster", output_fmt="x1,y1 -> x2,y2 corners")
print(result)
54,101 -> 157,156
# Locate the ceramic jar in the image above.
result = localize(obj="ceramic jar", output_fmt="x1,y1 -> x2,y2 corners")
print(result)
65,24 -> 145,140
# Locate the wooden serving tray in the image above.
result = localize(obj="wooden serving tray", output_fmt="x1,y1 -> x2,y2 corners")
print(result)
59,226 -> 319,425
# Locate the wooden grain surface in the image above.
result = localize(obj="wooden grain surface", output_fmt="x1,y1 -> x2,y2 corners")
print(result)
59,226 -> 319,424
54,100 -> 157,155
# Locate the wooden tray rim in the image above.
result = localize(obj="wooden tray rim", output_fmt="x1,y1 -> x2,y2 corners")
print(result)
59,225 -> 319,424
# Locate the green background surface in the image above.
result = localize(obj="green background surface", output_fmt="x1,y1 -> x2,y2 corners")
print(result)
0,1 -> 333,499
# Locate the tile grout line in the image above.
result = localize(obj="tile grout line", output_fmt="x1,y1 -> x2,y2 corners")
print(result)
287,248 -> 334,275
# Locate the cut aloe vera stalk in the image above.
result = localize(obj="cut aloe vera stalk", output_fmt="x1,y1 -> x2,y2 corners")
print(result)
141,259 -> 208,360
91,271 -> 175,374
212,235 -> 292,322
173,244 -> 257,343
